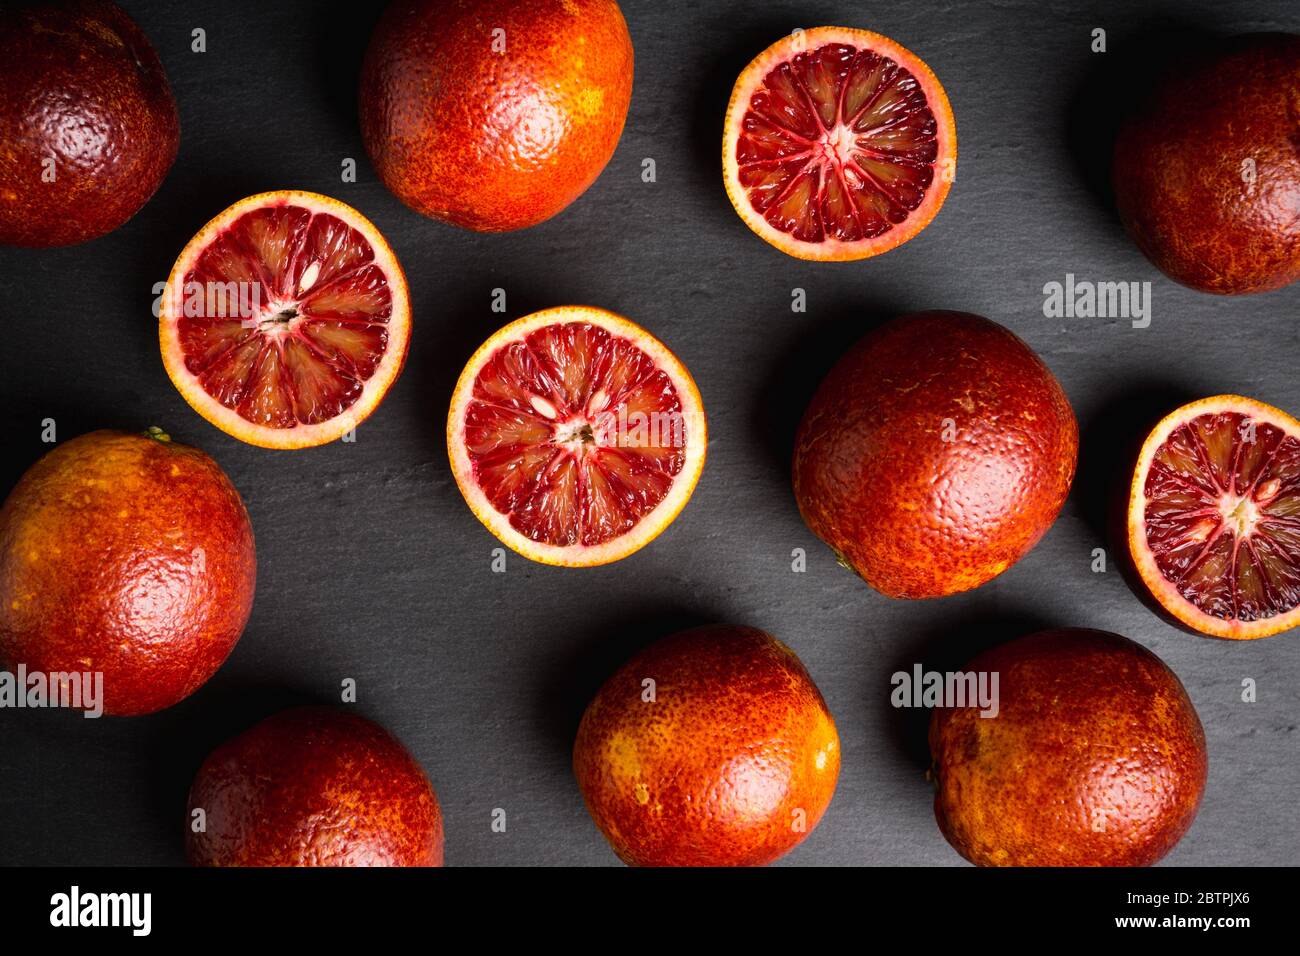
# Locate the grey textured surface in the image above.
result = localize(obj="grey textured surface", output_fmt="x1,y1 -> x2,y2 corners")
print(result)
0,0 -> 1298,867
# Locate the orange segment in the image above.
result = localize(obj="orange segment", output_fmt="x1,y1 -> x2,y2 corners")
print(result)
1128,394 -> 1300,639
448,307 -> 707,567
723,27 -> 956,261
160,191 -> 410,449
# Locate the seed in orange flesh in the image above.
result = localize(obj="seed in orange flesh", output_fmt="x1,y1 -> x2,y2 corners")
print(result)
1128,394 -> 1300,639
722,26 -> 956,261
159,191 -> 410,449
447,307 -> 706,566
574,625 -> 840,867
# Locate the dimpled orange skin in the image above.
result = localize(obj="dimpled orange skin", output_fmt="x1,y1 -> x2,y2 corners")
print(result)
0,430 -> 255,716
0,0 -> 179,247
358,0 -> 633,232
793,311 -> 1078,599
186,707 -> 444,867
1112,34 -> 1300,294
573,625 -> 840,867
929,629 -> 1208,867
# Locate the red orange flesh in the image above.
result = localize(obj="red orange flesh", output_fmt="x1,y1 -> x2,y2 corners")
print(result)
1129,395 -> 1300,638
160,191 -> 410,449
723,27 -> 955,261
448,307 -> 706,566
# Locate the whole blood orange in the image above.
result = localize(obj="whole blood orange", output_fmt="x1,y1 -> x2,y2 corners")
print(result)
793,311 -> 1077,598
187,706 -> 443,867
573,625 -> 840,867
723,27 -> 955,261
359,0 -> 634,232
1113,34 -> 1300,294
0,0 -> 179,247
159,191 -> 411,449
447,306 -> 706,566
930,629 -> 1207,867
0,429 -> 255,716
1128,395 -> 1300,639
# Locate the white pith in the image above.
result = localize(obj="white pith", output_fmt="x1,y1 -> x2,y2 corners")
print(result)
1219,492 -> 1263,539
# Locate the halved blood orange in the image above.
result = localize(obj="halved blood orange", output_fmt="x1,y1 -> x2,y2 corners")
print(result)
723,27 -> 956,261
447,307 -> 706,566
160,191 -> 410,449
1129,395 -> 1300,639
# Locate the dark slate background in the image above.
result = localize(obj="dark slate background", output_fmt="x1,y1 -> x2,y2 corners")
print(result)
1,0 -> 1297,867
